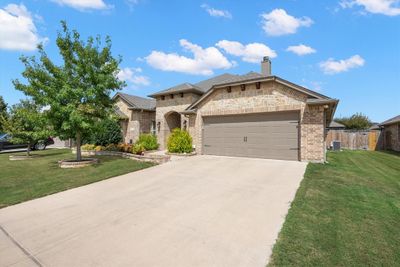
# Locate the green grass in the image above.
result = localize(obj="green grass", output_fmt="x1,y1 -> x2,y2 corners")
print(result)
0,149 -> 154,208
269,150 -> 400,267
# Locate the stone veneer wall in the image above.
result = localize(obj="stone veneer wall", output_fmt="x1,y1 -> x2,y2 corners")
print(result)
155,93 -> 201,149
188,81 -> 327,162
384,123 -> 400,151
115,98 -> 155,144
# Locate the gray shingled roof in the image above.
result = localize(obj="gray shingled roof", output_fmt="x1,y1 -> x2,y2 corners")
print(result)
328,121 -> 346,128
212,72 -> 264,85
193,73 -> 238,92
114,93 -> 156,110
148,83 -> 204,97
380,115 -> 400,126
149,73 -> 264,97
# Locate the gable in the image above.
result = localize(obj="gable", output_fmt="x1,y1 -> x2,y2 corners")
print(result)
186,75 -> 330,111
196,81 -> 308,113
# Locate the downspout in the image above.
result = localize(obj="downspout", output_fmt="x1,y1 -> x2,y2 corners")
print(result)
323,105 -> 328,163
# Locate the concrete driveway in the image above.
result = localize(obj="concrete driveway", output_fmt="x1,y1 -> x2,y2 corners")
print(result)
0,155 -> 306,267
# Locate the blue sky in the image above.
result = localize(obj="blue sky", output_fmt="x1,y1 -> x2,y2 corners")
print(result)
0,0 -> 399,122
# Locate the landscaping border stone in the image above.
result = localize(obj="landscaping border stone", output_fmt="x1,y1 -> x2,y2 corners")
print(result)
9,155 -> 41,161
166,152 -> 197,157
71,149 -> 170,164
58,158 -> 99,168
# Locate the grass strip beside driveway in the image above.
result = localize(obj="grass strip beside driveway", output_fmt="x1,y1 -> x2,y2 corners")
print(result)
0,149 -> 154,208
269,150 -> 400,266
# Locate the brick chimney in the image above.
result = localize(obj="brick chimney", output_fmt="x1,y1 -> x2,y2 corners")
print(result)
261,56 -> 271,76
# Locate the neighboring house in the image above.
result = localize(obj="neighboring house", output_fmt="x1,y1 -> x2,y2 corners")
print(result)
328,121 -> 346,130
113,93 -> 156,144
379,115 -> 400,151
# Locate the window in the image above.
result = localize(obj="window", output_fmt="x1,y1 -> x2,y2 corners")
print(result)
256,82 -> 261,89
227,86 -> 232,93
170,94 -> 174,99
161,96 -> 165,100
240,84 -> 246,91
180,93 -> 184,98
151,120 -> 156,135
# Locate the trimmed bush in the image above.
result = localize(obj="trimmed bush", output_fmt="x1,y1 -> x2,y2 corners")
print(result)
81,144 -> 95,150
132,143 -> 145,155
135,134 -> 159,151
167,128 -> 193,153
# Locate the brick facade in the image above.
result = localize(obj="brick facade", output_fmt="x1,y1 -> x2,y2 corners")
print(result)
155,93 -> 201,149
186,81 -> 327,162
115,98 -> 156,144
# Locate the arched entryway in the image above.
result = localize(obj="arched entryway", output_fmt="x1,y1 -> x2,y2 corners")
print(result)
165,111 -> 181,132
164,111 -> 181,144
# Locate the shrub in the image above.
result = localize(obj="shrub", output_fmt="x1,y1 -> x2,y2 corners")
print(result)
135,134 -> 159,151
132,143 -> 145,155
81,144 -> 95,150
87,118 -> 123,146
95,145 -> 105,151
167,128 -> 193,153
104,143 -> 118,151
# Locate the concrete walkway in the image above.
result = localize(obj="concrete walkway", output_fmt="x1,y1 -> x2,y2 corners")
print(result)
0,155 -> 307,267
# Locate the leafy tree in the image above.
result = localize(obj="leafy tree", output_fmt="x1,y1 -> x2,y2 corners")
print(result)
13,21 -> 125,161
86,117 -> 123,146
1,100 -> 51,156
335,113 -> 372,130
0,96 -> 8,132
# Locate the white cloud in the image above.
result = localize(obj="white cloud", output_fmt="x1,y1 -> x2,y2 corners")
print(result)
0,4 -> 47,51
261,9 -> 313,36
145,39 -> 234,75
117,67 -> 150,87
201,4 -> 232,18
52,0 -> 111,10
320,55 -> 365,74
216,40 -> 277,63
340,0 -> 400,16
286,44 -> 316,56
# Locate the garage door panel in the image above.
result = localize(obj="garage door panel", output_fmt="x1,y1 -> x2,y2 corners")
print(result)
203,112 -> 299,161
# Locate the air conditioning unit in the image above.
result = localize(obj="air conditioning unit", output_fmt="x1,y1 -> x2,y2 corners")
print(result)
332,141 -> 341,151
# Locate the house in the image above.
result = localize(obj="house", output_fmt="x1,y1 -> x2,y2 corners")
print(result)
115,57 -> 339,162
327,121 -> 346,130
113,93 -> 156,144
379,115 -> 400,151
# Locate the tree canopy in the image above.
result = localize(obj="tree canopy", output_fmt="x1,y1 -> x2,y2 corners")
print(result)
0,96 -> 8,133
1,100 -> 51,155
335,113 -> 372,130
13,21 -> 125,160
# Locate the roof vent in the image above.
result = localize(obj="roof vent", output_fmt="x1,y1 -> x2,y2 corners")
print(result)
261,56 -> 271,76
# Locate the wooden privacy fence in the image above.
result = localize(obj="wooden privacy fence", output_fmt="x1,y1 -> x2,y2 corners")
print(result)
326,130 -> 382,150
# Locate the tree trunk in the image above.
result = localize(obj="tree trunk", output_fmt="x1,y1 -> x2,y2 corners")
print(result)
27,143 -> 31,156
76,132 -> 82,161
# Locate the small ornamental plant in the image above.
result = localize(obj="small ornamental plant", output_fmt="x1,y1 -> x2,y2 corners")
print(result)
132,143 -> 145,155
135,134 -> 159,151
167,128 -> 193,153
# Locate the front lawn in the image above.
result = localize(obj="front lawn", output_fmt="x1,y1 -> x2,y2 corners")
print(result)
0,149 -> 154,208
269,150 -> 400,266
